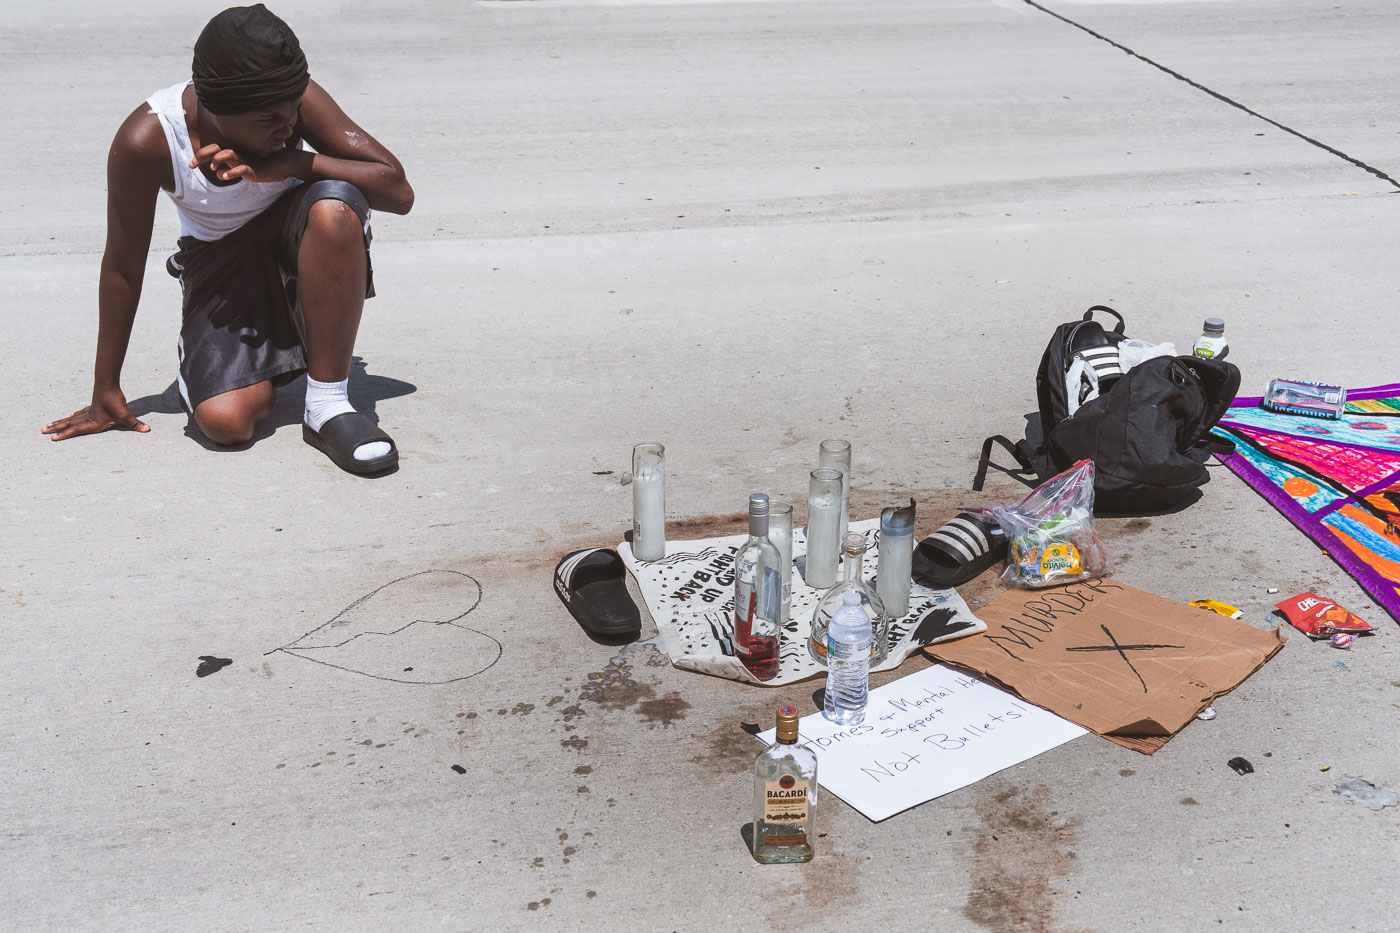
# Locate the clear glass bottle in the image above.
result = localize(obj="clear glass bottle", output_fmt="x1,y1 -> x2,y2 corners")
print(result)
823,592 -> 871,726
1193,318 -> 1228,361
876,498 -> 916,619
631,442 -> 666,561
752,705 -> 817,864
805,469 -> 844,589
818,439 -> 852,541
809,532 -> 889,666
733,494 -> 783,682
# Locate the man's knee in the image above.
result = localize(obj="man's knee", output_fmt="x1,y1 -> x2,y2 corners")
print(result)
193,388 -> 270,445
304,198 -> 364,248
195,408 -> 256,446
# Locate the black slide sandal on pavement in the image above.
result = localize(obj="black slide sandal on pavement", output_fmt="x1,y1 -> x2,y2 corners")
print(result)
302,412 -> 398,474
911,513 -> 1007,588
554,548 -> 641,639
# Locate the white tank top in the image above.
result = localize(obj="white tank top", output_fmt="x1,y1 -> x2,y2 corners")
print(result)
146,81 -> 303,242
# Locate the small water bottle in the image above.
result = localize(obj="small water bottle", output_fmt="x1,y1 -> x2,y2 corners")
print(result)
1193,318 -> 1228,361
823,592 -> 871,725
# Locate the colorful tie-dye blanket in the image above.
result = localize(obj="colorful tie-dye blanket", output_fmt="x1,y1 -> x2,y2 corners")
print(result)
1211,384 -> 1400,624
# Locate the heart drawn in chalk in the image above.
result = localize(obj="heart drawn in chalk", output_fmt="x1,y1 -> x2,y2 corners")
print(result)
270,570 -> 502,684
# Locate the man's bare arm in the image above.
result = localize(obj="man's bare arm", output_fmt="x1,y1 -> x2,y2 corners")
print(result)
193,80 -> 414,214
43,105 -> 164,440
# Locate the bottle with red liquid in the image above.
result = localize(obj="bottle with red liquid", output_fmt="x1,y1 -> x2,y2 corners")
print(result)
733,493 -> 783,681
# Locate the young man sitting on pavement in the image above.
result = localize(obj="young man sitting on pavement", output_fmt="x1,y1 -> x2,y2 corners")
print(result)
43,4 -> 413,475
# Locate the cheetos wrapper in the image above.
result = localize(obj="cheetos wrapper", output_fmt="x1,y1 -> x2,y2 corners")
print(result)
1274,592 -> 1373,639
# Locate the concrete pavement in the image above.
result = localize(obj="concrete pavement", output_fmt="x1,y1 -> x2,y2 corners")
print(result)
4,1 -> 1398,929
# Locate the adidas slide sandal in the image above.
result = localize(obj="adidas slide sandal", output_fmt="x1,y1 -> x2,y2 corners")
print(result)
554,548 -> 641,638
911,513 -> 1007,588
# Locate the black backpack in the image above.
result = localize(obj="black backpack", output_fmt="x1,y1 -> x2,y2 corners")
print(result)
975,306 -> 1241,513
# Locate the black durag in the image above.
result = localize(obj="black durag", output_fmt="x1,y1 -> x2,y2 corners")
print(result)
191,4 -> 310,115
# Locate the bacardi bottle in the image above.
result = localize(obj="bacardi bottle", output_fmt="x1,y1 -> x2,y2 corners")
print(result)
752,705 -> 817,864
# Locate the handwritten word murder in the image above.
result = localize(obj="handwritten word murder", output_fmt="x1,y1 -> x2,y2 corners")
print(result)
984,578 -> 1125,661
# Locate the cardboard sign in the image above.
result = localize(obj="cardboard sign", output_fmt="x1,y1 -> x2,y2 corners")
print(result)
926,578 -> 1286,754
756,665 -> 1086,821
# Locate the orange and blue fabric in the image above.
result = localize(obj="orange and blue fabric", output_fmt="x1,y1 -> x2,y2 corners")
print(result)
1212,384 -> 1400,624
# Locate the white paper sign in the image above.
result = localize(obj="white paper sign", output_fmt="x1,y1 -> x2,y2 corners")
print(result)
758,665 -> 1087,822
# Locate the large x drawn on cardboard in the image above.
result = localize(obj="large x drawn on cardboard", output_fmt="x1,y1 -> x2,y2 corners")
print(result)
1065,624 -> 1184,693
927,579 -> 1286,754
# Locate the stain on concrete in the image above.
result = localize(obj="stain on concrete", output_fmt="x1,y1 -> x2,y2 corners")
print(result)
525,898 -> 551,910
574,765 -> 593,775
578,638 -> 684,727
579,650 -> 652,711
686,716 -> 767,778
963,783 -> 1080,933
667,512 -> 748,539
510,702 -> 535,716
636,691 -> 691,728
560,736 -> 589,752
1180,797 -> 1200,806
1119,769 -> 1136,777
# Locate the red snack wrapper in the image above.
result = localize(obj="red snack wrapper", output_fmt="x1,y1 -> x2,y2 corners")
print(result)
1274,592 -> 1373,639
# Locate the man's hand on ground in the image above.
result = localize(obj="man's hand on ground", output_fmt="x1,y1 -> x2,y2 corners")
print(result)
190,143 -> 303,184
42,389 -> 149,441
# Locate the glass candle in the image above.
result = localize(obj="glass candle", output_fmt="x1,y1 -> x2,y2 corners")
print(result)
876,498 -> 916,619
818,439 -> 852,541
631,442 -> 666,561
805,469 -> 843,589
768,499 -> 794,626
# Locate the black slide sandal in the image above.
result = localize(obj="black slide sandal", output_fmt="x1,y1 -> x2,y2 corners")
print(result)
302,412 -> 398,474
911,513 -> 1007,588
554,548 -> 641,638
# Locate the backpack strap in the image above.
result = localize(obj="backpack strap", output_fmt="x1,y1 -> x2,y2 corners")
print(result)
973,435 -> 1038,491
1084,304 -> 1126,334
1195,435 -> 1236,456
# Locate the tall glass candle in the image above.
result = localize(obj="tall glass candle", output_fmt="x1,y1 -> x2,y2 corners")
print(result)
631,442 -> 666,561
818,439 -> 852,541
769,499 -> 794,626
876,499 -> 916,619
806,469 -> 843,589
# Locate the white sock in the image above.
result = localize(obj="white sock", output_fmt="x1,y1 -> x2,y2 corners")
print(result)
304,376 -> 392,461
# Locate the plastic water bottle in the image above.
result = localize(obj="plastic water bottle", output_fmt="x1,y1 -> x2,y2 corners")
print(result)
1193,318 -> 1228,361
823,592 -> 871,725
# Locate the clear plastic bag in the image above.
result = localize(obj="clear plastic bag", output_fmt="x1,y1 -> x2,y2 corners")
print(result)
970,460 -> 1111,589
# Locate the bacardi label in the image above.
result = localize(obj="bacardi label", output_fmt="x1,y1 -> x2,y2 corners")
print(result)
763,776 -> 809,826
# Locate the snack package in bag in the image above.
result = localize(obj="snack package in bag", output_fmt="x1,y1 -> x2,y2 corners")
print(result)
971,460 -> 1111,589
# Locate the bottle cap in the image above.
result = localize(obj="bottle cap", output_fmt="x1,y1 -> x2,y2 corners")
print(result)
1203,317 -> 1225,335
840,532 -> 868,556
843,591 -> 861,606
748,493 -> 770,518
880,498 -> 916,536
775,705 -> 800,743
